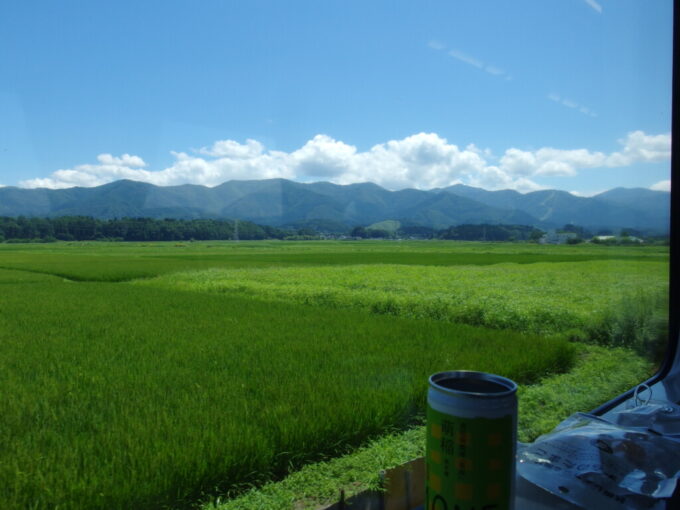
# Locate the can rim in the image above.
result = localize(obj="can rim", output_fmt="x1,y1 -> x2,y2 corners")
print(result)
429,370 -> 517,398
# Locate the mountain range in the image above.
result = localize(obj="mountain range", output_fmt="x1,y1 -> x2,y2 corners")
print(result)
0,179 -> 670,233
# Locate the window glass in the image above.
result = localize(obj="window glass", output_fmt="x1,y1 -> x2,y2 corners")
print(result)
0,1 -> 672,509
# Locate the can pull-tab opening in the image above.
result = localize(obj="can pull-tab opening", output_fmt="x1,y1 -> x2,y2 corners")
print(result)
430,371 -> 517,397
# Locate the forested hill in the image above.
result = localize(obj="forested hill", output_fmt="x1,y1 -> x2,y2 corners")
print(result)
0,179 -> 670,232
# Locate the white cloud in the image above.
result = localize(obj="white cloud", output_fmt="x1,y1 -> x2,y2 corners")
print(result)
96,153 -> 146,167
428,40 -> 445,51
291,135 -> 357,178
650,180 -> 671,192
449,49 -> 483,69
500,147 -> 607,177
20,153 -> 152,189
570,189 -> 603,197
606,131 -> 672,166
197,138 -> 264,158
584,0 -> 603,13
433,44 -> 510,80
18,130 -> 671,193
548,93 -> 597,117
454,52 -> 506,78
499,131 -> 670,177
466,165 -> 545,193
484,65 -> 504,76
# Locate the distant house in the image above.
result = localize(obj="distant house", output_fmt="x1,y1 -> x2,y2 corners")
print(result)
539,231 -> 579,244
592,235 -> 644,244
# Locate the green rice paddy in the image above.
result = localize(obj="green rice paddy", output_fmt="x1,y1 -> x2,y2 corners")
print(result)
0,240 -> 668,509
139,259 -> 667,338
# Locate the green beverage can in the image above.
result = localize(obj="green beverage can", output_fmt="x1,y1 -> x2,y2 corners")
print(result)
426,371 -> 518,510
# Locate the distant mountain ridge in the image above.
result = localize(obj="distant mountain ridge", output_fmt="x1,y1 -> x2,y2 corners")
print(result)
0,179 -> 670,232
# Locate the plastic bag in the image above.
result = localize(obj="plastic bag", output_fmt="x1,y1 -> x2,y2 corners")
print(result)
517,407 -> 680,509
610,401 -> 680,438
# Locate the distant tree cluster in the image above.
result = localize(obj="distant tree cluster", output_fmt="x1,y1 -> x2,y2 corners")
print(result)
438,224 -> 544,242
558,223 -> 591,238
349,226 -> 392,239
559,224 -> 663,245
0,216 -> 291,242
348,223 -> 544,241
398,226 -> 437,239
349,225 -> 437,239
1,216 -> 664,244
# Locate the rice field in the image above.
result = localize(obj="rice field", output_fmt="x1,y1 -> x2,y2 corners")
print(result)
0,240 -> 668,509
0,240 -> 666,281
139,259 -> 667,338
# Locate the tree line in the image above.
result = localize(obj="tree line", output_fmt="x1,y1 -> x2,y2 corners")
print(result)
351,223 -> 544,241
2,217 -> 544,243
0,216 -> 661,244
350,223 -> 662,242
0,216 -> 292,242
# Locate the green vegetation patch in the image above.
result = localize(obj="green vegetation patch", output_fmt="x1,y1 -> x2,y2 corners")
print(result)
0,240 -> 667,282
0,267 -> 65,284
211,344 -> 653,510
140,260 -> 667,341
0,241 -> 666,509
367,220 -> 401,233
0,279 -> 574,510
518,344 -> 653,441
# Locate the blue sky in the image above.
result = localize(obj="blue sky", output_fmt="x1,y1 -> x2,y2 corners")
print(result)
0,0 -> 673,194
